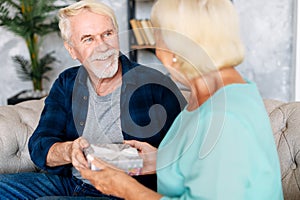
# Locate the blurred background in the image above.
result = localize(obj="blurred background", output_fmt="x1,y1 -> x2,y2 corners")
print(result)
0,0 -> 298,105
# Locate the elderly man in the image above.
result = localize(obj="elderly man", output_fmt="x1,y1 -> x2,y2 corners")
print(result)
0,0 -> 185,199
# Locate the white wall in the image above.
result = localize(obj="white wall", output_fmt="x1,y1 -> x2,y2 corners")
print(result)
235,0 -> 296,102
295,0 -> 300,101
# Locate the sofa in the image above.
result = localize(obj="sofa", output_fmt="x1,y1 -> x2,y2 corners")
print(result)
0,98 -> 299,199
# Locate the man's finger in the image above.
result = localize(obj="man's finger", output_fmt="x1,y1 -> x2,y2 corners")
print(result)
79,137 -> 90,148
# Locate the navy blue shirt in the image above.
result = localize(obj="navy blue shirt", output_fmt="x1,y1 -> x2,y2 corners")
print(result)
29,54 -> 186,190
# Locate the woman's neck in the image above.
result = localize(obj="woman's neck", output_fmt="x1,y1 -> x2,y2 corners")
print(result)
187,67 -> 245,111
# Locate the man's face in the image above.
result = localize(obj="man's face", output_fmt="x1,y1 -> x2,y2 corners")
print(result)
65,10 -> 120,79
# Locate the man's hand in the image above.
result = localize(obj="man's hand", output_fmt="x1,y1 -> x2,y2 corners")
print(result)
124,140 -> 157,175
71,137 -> 90,170
46,137 -> 90,170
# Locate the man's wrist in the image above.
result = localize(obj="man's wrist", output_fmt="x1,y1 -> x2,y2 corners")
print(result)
46,141 -> 73,167
64,141 -> 73,163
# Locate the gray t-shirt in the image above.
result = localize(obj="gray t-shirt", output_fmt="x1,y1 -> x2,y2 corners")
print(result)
83,78 -> 123,144
73,78 -> 123,183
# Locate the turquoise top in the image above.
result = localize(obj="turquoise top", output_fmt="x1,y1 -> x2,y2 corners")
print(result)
157,82 -> 283,200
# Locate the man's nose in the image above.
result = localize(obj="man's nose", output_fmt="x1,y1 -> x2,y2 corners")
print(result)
95,36 -> 109,52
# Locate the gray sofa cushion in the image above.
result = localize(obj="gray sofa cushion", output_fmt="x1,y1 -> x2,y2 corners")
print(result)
0,99 -> 44,173
264,99 -> 300,200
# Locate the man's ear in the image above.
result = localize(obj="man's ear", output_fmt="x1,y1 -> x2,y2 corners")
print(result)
64,42 -> 77,60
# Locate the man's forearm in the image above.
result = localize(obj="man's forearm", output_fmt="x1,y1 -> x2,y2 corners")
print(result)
46,141 -> 73,167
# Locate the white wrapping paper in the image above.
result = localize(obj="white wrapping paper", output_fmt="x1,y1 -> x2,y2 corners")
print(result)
84,143 -> 143,176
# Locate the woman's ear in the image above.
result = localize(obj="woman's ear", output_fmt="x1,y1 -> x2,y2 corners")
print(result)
156,48 -> 175,67
64,42 -> 77,60
172,55 -> 178,64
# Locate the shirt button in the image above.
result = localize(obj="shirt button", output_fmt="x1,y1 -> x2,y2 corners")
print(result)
80,121 -> 85,126
83,96 -> 88,100
291,162 -> 297,170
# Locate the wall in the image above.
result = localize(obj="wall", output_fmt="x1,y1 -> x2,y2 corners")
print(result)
0,0 -> 296,105
133,0 -> 296,102
296,1 -> 300,101
0,0 -> 128,106
235,0 -> 296,102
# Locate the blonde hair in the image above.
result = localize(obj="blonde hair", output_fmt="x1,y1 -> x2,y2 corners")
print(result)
151,0 -> 244,77
58,0 -> 118,42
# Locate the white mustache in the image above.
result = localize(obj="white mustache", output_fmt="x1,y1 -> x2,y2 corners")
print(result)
90,49 -> 118,61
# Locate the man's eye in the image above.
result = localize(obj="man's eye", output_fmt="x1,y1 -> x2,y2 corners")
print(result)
83,37 -> 93,43
102,31 -> 114,38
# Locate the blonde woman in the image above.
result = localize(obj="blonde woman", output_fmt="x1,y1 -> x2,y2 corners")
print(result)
0,0 -> 186,199
80,0 -> 283,199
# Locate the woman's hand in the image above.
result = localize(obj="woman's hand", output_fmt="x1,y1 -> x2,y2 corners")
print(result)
80,157 -> 137,198
124,140 -> 157,175
80,157 -> 162,200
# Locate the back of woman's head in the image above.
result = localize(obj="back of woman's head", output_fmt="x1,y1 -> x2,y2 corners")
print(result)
151,0 -> 244,76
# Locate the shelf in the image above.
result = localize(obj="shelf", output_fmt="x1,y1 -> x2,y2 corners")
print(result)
128,0 -> 155,61
131,45 -> 155,49
132,0 -> 154,2
130,45 -> 155,55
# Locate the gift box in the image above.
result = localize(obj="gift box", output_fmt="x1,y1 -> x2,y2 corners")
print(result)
84,143 -> 143,176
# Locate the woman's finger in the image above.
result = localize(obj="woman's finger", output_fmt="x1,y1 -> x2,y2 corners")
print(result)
124,140 -> 144,151
90,156 -> 107,169
91,156 -> 120,171
124,140 -> 137,147
80,167 -> 95,180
